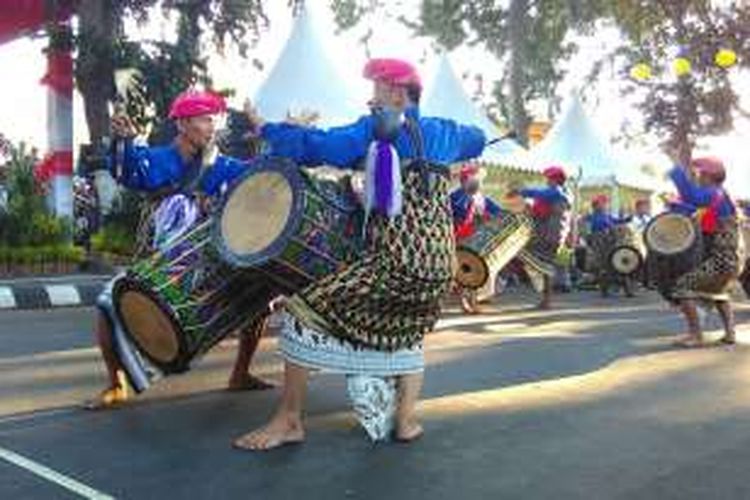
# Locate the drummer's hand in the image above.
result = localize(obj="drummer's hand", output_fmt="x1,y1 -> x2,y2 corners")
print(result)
243,99 -> 265,131
111,114 -> 137,139
285,108 -> 320,126
269,296 -> 287,313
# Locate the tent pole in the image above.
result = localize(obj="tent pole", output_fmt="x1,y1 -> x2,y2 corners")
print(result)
569,166 -> 583,290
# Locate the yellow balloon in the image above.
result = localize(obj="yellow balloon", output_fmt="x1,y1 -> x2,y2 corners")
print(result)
630,63 -> 652,81
672,57 -> 692,76
715,48 -> 737,68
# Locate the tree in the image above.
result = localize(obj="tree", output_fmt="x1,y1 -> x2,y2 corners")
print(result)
75,0 -> 276,145
591,0 -> 750,163
330,0 -> 606,146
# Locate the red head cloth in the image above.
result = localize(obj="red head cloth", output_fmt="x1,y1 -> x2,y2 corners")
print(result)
459,164 -> 482,183
363,58 -> 421,90
168,90 -> 227,119
592,194 -> 609,208
691,156 -> 726,184
542,166 -> 566,185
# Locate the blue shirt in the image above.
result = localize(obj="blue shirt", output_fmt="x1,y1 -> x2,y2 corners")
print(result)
518,185 -> 568,204
585,210 -> 630,233
668,165 -> 735,217
259,106 -> 485,169
110,141 -> 249,198
450,188 -> 502,224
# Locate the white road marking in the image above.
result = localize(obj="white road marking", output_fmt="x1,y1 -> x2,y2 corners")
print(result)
0,287 -> 16,309
0,445 -> 115,499
44,285 -> 80,306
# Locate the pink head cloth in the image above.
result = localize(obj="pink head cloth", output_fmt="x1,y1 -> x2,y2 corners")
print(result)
459,164 -> 481,183
363,58 -> 421,90
542,166 -> 566,185
691,156 -> 726,184
592,194 -> 609,208
168,90 -> 227,119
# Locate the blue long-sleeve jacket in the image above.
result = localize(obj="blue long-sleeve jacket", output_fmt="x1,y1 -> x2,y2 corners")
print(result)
585,210 -> 631,233
668,165 -> 735,217
518,185 -> 568,218
110,140 -> 249,198
450,188 -> 502,225
259,106 -> 485,169
518,186 -> 567,204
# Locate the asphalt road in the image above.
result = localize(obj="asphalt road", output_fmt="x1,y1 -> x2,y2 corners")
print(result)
2,289 -> 750,499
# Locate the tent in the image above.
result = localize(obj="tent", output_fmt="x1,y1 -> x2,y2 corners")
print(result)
422,54 -> 528,165
253,5 -> 360,127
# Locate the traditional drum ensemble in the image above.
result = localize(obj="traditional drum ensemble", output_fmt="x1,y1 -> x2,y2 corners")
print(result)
85,57 -> 746,451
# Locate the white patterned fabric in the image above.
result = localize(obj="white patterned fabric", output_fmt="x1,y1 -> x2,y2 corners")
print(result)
278,312 -> 424,375
152,193 -> 199,250
346,374 -> 396,441
278,312 -> 423,441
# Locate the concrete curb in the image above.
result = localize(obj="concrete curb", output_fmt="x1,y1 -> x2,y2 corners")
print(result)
0,275 -> 111,310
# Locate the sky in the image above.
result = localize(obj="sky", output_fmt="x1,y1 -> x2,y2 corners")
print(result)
0,0 -> 748,192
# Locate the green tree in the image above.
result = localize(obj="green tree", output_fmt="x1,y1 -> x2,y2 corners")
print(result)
591,0 -> 750,163
75,0 -> 276,145
330,0 -> 606,146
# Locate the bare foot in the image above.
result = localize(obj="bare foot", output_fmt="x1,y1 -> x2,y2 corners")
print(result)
233,415 -> 305,451
227,374 -> 276,392
672,335 -> 705,348
394,421 -> 424,443
83,386 -> 129,411
719,334 -> 736,345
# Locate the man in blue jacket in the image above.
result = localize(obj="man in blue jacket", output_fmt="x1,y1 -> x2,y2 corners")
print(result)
86,90 -> 272,409
234,58 -> 486,449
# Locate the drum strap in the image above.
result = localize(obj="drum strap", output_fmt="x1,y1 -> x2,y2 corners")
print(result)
403,116 -> 440,196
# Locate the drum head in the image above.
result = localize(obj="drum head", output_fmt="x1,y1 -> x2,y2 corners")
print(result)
644,212 -> 696,255
609,245 -> 642,275
115,285 -> 181,367
215,158 -> 301,267
455,248 -> 489,289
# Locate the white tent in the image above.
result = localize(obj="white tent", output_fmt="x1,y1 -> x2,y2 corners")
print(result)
422,54 -> 527,165
253,5 -> 360,127
503,92 -> 661,189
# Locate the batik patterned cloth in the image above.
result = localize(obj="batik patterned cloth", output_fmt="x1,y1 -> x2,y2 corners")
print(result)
671,217 -> 740,302
518,205 -> 567,278
286,168 -> 455,351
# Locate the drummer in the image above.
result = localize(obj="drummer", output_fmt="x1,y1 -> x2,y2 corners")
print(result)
234,57 -> 486,450
631,199 -> 652,233
86,90 -> 273,410
515,166 -> 570,309
583,194 -> 632,297
664,156 -> 739,348
584,195 -> 631,233
450,164 -> 502,314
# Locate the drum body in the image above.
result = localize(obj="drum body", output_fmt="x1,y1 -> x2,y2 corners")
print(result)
643,211 -> 702,295
113,216 -> 274,374
455,212 -> 533,289
213,157 -> 363,293
607,225 -> 643,276
738,220 -> 750,296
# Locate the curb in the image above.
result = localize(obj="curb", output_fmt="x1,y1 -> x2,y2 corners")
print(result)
0,275 -> 111,310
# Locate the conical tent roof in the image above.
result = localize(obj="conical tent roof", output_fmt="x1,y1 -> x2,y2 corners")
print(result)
422,54 -> 527,165
253,6 -> 360,127
506,92 -> 655,188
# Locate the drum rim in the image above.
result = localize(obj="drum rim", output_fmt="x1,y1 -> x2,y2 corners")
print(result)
608,244 -> 643,275
113,275 -> 190,374
212,157 -> 305,268
644,211 -> 696,255
455,246 -> 490,289
97,282 -> 150,393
